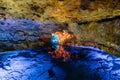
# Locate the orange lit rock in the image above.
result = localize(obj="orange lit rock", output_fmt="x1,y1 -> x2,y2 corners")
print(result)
53,46 -> 70,61
55,30 -> 74,44
49,30 -> 76,60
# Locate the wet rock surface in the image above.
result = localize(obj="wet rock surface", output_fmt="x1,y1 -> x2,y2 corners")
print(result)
0,47 -> 66,80
0,17 -> 65,51
0,46 -> 120,80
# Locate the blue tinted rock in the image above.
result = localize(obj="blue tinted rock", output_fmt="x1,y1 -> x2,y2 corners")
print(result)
0,46 -> 120,80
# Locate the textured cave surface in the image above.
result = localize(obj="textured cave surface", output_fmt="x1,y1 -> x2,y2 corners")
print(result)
0,16 -> 120,56
0,0 -> 120,22
0,1 -> 120,79
0,0 -> 120,55
0,16 -> 67,51
0,46 -> 120,80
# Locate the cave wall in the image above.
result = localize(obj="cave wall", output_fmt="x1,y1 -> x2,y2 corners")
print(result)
0,0 -> 120,55
68,18 -> 120,56
0,0 -> 120,22
0,17 -> 65,51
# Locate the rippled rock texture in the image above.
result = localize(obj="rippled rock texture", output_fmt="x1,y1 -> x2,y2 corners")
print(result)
0,17 -> 67,51
0,46 -> 120,80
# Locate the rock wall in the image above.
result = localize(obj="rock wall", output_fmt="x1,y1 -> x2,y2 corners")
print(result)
0,0 -> 120,55
0,17 -> 67,51
68,17 -> 120,56
0,0 -> 120,22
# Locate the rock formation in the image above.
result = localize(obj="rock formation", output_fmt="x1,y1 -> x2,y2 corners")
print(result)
0,46 -> 120,80
0,0 -> 120,55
